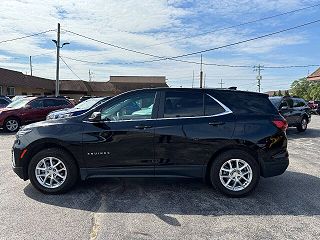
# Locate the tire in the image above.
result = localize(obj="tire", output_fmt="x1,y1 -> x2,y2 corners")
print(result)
4,117 -> 20,132
297,117 -> 308,132
210,150 -> 260,197
28,148 -> 78,194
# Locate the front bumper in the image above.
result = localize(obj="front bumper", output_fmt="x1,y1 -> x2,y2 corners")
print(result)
12,140 -> 29,180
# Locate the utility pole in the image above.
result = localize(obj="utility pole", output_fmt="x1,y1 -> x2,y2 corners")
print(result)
254,64 -> 264,93
52,23 -> 70,96
55,23 -> 61,96
89,69 -> 93,82
203,73 -> 206,88
192,70 -> 194,88
219,78 -> 225,88
199,54 -> 203,88
29,56 -> 33,76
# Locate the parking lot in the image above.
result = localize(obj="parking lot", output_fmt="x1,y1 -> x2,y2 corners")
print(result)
0,117 -> 319,240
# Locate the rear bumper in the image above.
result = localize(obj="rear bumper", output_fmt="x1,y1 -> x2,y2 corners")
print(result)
260,150 -> 289,178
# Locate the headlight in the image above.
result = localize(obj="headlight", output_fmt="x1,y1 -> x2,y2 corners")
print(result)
16,128 -> 32,137
58,113 -> 73,119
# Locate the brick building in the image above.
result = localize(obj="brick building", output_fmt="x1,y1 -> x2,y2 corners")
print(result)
0,67 -> 168,101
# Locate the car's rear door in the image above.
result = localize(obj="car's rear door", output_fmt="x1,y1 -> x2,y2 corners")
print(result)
154,89 -> 235,178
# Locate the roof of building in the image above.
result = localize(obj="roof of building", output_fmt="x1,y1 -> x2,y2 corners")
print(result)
307,67 -> 320,81
59,80 -> 90,92
85,81 -> 117,93
110,76 -> 166,84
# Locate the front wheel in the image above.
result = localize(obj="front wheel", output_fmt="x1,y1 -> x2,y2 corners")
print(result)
28,148 -> 78,194
4,117 -> 20,132
210,150 -> 260,197
297,117 -> 308,132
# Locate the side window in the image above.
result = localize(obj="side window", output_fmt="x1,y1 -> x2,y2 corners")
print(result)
29,100 -> 43,108
101,92 -> 156,121
0,99 -> 8,104
205,94 -> 226,116
44,99 -> 58,107
293,98 -> 306,107
164,91 -> 203,118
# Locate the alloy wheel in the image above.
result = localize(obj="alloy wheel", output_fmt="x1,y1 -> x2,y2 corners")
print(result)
35,157 -> 67,189
301,119 -> 307,130
6,119 -> 19,132
219,159 -> 253,191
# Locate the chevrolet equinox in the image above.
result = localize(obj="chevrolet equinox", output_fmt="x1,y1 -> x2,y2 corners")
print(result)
12,88 -> 289,197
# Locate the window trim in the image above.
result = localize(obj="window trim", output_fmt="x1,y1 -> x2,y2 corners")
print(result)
157,92 -> 232,120
98,91 -> 158,122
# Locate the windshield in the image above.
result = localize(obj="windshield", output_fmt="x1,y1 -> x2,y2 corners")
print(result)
6,98 -> 31,109
74,97 -> 104,110
269,97 -> 281,108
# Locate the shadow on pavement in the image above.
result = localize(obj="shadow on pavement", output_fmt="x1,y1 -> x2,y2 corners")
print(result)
24,171 -> 320,220
286,127 -> 320,139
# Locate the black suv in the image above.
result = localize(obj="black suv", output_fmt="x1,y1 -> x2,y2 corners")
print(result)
12,88 -> 289,197
269,96 -> 311,132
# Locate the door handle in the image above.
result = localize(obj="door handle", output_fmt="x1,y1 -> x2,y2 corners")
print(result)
134,125 -> 152,129
209,121 -> 225,126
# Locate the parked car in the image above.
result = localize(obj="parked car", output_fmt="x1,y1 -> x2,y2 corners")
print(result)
46,96 -> 112,120
0,96 -> 73,132
11,95 -> 30,103
12,88 -> 289,197
0,96 -> 12,108
269,96 -> 311,132
78,95 -> 99,103
308,100 -> 320,114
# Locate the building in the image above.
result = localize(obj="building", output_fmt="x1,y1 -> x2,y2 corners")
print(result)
0,67 -> 168,100
264,90 -> 290,97
307,67 -> 320,82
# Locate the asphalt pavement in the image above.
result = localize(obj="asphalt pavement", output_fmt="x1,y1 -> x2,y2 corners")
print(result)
0,116 -> 319,240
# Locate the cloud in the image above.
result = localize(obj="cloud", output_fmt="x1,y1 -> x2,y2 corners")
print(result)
0,0 -> 318,92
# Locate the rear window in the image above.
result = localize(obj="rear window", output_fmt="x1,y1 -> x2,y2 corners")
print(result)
293,98 -> 306,107
211,91 -> 278,115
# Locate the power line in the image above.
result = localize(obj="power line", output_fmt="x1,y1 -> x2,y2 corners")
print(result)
59,56 -> 82,80
0,29 -> 55,44
145,3 -> 320,48
62,19 -> 320,68
144,19 -> 320,62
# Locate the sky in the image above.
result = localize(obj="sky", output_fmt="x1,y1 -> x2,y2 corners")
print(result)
0,0 -> 320,92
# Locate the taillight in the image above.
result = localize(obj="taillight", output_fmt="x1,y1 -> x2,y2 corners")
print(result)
272,119 -> 288,131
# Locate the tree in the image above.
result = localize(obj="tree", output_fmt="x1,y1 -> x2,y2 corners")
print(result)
284,90 -> 290,96
273,91 -> 277,96
278,90 -> 283,96
290,78 -> 320,100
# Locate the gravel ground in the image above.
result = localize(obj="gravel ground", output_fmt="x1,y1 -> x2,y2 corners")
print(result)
0,116 -> 319,240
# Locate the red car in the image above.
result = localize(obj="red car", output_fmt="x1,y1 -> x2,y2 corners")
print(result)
0,96 -> 73,132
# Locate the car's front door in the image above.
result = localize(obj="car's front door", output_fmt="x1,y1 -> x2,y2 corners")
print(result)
279,98 -> 295,125
82,91 -> 158,177
22,99 -> 45,123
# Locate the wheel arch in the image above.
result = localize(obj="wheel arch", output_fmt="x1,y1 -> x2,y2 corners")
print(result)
22,140 -> 80,180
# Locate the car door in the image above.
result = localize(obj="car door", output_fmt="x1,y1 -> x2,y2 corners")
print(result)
82,90 -> 158,177
23,99 -> 45,123
279,98 -> 295,125
154,90 -> 235,178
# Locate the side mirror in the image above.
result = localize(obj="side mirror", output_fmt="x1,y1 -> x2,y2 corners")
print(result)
89,112 -> 102,122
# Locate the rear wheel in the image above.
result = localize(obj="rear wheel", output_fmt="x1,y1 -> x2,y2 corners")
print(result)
4,117 -> 20,132
28,148 -> 78,194
210,150 -> 260,197
297,117 -> 308,132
